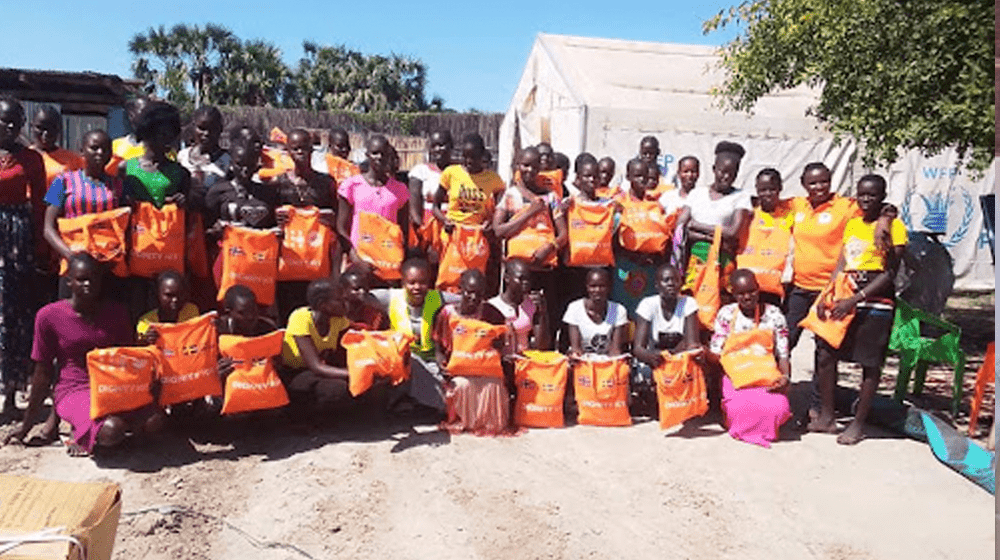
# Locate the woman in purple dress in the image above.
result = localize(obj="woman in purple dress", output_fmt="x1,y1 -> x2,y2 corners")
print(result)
7,253 -> 165,456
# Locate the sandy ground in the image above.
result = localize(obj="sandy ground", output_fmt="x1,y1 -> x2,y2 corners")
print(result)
0,297 -> 994,560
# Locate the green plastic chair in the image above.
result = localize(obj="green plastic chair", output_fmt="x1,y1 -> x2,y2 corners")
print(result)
889,298 -> 966,416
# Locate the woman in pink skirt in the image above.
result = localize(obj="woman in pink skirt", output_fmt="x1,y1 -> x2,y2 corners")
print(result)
433,269 -> 510,435
708,269 -> 791,448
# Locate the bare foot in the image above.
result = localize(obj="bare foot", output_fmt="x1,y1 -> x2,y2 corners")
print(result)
65,441 -> 90,457
807,414 -> 838,434
837,421 -> 865,445
38,417 -> 59,444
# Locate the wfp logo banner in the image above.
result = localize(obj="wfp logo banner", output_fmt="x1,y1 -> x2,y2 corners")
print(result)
889,148 -> 995,290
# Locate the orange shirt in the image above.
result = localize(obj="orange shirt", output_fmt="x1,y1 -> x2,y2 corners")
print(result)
36,148 -> 84,189
789,195 -> 861,291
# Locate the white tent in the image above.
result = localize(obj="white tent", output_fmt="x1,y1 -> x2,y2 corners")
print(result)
499,33 -> 994,290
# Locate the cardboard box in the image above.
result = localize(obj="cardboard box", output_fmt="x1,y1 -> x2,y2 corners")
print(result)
0,475 -> 121,560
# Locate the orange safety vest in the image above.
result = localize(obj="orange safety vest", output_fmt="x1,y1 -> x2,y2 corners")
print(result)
219,330 -> 289,415
566,200 -> 615,267
798,272 -> 856,349
86,346 -> 158,420
618,198 -> 674,254
506,197 -> 558,268
573,354 -> 632,427
277,205 -> 334,281
445,314 -> 508,378
57,206 -> 131,277
186,211 -> 211,278
153,312 -> 221,406
514,350 -> 568,428
341,329 -> 414,396
737,208 -> 791,297
129,202 -> 186,278
356,212 -> 405,281
436,225 -> 490,292
653,350 -> 709,429
692,226 -> 723,329
217,225 -> 280,306
719,307 -> 784,389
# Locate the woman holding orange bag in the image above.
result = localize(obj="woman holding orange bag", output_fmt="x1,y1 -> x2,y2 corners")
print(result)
563,268 -> 629,358
808,175 -> 906,445
708,269 -> 791,448
631,264 -> 701,416
408,130 -> 452,260
7,254 -> 164,456
434,269 -> 510,435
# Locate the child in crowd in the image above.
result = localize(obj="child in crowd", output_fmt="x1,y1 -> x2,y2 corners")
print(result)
736,168 -> 793,307
137,270 -> 200,344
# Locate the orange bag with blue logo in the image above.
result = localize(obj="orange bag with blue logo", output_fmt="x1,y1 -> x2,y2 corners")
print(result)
506,198 -> 558,268
573,354 -> 631,426
341,329 -> 415,396
566,200 -> 615,267
693,226 -> 723,329
514,351 -> 568,428
153,312 -> 221,406
217,225 -> 280,306
444,314 -> 508,378
654,350 -> 708,429
436,225 -> 490,292
87,346 -> 159,420
356,212 -> 404,281
277,205 -> 333,281
618,199 -> 674,254
736,208 -> 791,297
219,330 -> 289,415
129,202 -> 186,277
799,272 -> 856,349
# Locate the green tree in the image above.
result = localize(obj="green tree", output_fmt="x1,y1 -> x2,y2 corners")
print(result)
704,0 -> 995,170
215,39 -> 293,106
294,41 -> 431,112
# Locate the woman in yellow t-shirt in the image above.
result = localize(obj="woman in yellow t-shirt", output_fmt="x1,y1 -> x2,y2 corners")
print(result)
809,174 -> 907,445
280,278 -> 352,416
431,133 -> 504,229
136,270 -> 200,344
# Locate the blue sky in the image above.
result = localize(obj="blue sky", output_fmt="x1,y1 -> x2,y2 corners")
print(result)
4,1 -> 738,112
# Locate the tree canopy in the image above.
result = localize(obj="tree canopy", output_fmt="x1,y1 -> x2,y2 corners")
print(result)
129,24 -> 440,113
704,0 -> 995,171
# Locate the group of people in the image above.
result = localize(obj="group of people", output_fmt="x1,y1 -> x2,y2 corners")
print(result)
0,94 -> 906,457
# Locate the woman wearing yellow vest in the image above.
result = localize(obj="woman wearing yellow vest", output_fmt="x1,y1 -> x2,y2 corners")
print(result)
371,258 -> 456,413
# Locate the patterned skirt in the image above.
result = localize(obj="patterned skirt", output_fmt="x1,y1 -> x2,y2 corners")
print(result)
0,204 -> 35,391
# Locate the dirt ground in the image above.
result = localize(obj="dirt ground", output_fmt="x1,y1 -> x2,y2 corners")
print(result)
0,294 -> 994,560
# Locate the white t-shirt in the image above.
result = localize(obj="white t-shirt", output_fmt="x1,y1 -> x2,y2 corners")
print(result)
635,295 -> 698,345
408,163 -> 444,202
562,299 -> 629,355
658,188 -> 690,215
177,147 -> 231,191
685,186 -> 752,226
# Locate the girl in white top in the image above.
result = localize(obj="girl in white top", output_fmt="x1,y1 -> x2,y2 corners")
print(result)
562,268 -> 629,357
407,130 -> 453,228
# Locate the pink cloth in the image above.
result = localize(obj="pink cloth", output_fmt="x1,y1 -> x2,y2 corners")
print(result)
336,174 -> 409,247
32,300 -> 132,451
720,375 -> 791,448
443,376 -> 510,435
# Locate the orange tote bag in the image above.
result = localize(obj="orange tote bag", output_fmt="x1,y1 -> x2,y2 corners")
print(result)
186,211 -> 211,278
514,350 -> 568,428
153,311 -> 222,406
566,201 -> 615,267
356,212 -> 405,281
57,206 -> 131,277
718,307 -> 784,389
573,354 -> 632,427
736,210 -> 791,297
341,329 -> 415,396
217,225 -> 280,306
436,225 -> 490,291
618,199 -> 674,254
798,272 -> 856,349
277,205 -> 333,281
219,330 -> 289,415
506,203 -> 558,268
87,346 -> 159,420
129,202 -> 186,278
653,350 -> 709,429
693,226 -> 723,330
445,315 -> 508,378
